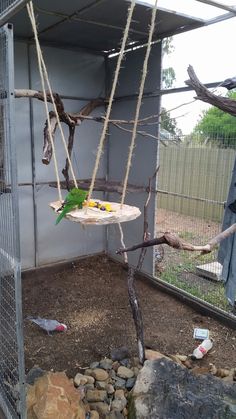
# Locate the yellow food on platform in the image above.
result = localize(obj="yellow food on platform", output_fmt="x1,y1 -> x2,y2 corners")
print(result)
83,200 -> 115,212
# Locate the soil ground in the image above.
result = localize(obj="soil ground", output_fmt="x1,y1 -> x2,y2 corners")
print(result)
23,255 -> 236,379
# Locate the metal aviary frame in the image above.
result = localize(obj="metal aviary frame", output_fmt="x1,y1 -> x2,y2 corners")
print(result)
0,0 -> 28,27
0,24 -> 26,419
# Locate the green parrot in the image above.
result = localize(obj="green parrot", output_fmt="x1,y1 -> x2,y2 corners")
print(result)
55,188 -> 88,225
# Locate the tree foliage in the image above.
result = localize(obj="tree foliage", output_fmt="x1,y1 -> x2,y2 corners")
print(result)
160,107 -> 182,137
162,37 -> 176,89
193,91 -> 236,146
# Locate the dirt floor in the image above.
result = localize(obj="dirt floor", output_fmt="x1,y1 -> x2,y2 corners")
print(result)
22,255 -> 236,379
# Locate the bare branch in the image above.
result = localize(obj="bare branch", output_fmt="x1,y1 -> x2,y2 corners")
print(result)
117,224 -> 236,255
42,111 -> 58,165
185,65 -> 236,117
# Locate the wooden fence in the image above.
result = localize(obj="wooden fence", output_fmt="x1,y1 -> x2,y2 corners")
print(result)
157,145 -> 236,222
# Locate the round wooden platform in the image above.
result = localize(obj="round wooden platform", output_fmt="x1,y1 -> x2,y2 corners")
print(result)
50,199 -> 141,225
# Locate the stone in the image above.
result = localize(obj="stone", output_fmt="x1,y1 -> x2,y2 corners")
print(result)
90,362 -> 100,369
90,411 -> 99,419
122,407 -> 128,416
111,347 -> 130,361
106,384 -> 115,395
111,397 -> 127,411
95,381 -> 107,390
106,411 -> 124,419
27,371 -> 86,419
85,376 -> 95,385
89,402 -> 109,416
99,358 -> 113,370
91,369 -> 109,382
114,389 -> 125,399
145,349 -> 169,361
85,384 -> 95,391
131,359 -> 236,419
85,369 -> 93,376
119,359 -> 130,368
86,389 -> 107,403
111,361 -> 120,372
109,369 -> 117,380
74,373 -> 88,387
132,367 -> 140,377
26,366 -> 46,385
113,377 -> 126,390
117,366 -> 134,379
125,377 -> 136,390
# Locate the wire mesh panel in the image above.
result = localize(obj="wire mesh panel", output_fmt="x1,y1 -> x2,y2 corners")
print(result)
155,135 -> 236,315
0,0 -> 28,27
0,25 -> 26,419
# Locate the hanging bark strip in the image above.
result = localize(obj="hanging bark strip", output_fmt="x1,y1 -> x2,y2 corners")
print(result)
62,125 -> 76,190
185,66 -> 236,117
117,224 -> 236,255
127,267 -> 145,364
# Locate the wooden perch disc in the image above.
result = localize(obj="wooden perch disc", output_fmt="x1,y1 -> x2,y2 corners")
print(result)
50,199 -> 141,225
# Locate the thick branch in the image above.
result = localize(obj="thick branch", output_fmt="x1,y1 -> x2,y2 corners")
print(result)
62,125 -> 75,190
185,66 -> 236,117
128,267 -> 145,364
42,111 -> 57,165
117,224 -> 236,255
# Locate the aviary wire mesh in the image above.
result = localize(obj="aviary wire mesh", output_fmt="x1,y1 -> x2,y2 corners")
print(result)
155,134 -> 236,314
0,26 -> 26,419
0,0 -> 27,26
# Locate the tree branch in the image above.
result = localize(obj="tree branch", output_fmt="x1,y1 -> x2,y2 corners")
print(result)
117,224 -> 236,255
185,65 -> 236,117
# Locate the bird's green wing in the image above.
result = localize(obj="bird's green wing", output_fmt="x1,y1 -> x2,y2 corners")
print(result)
55,203 -> 76,225
55,188 -> 88,225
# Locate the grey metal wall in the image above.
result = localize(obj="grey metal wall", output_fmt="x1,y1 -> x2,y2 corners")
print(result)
107,43 -> 162,275
14,42 -> 106,268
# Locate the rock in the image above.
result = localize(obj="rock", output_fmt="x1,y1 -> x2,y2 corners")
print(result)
191,367 -> 210,375
85,369 -> 93,376
109,369 -> 117,380
26,371 -> 86,419
86,389 -> 107,403
111,347 -> 130,361
113,377 -> 126,390
91,369 -> 109,382
90,362 -> 100,369
85,376 -> 95,385
96,381 -> 107,390
26,366 -> 46,385
90,411 -> 99,419
175,354 -> 188,362
85,384 -> 95,391
168,355 -> 185,366
74,373 -> 88,386
111,397 -> 127,411
106,384 -> 115,395
131,359 -> 236,419
114,389 -> 125,399
122,407 -> 128,416
111,361 -> 120,372
89,402 -> 109,416
132,367 -> 140,377
119,359 -> 130,368
99,358 -> 113,370
215,368 -> 231,378
126,377 -> 136,390
183,360 -> 194,369
145,349 -> 169,361
117,366 -> 134,379
106,411 -> 124,418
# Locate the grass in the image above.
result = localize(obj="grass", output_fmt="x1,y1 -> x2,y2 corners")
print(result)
157,236 -> 229,311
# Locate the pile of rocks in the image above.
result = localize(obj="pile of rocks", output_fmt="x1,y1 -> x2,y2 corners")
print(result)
74,355 -> 142,418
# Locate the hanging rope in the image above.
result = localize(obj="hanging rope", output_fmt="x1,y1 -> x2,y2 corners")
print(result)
86,0 -> 136,205
27,2 -> 78,200
121,0 -> 158,207
27,2 -> 62,201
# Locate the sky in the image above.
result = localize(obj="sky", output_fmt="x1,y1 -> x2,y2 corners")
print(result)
139,0 -> 236,134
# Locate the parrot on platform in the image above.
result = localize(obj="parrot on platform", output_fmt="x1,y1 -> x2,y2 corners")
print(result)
55,187 -> 87,225
27,316 -> 67,335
